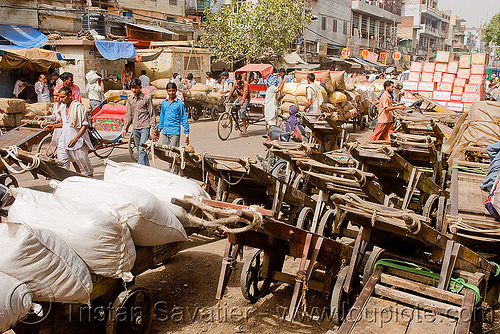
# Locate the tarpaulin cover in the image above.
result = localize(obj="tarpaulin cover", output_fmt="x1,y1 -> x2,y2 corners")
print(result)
236,64 -> 274,79
443,101 -> 500,165
94,40 -> 137,61
0,48 -> 61,72
0,25 -> 48,49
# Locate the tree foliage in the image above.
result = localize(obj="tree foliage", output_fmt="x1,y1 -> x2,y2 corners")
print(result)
199,0 -> 312,64
484,12 -> 500,45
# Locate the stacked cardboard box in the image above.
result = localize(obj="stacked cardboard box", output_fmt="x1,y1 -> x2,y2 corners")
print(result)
401,52 -> 487,112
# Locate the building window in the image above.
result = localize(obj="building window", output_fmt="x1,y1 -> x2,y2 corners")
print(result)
321,17 -> 326,30
333,19 -> 337,32
169,0 -> 177,5
343,21 -> 348,35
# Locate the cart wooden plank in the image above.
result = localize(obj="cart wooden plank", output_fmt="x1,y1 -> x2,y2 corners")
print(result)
349,297 -> 411,334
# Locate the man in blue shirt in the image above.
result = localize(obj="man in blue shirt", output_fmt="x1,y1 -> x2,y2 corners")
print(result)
221,72 -> 233,99
158,82 -> 190,148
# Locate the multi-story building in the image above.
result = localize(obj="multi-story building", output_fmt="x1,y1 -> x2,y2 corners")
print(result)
446,15 -> 467,53
350,0 -> 402,55
302,0 -> 352,59
398,0 -> 449,58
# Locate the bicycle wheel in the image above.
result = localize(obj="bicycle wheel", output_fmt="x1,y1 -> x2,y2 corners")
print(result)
94,143 -> 114,159
37,134 -> 57,159
217,112 -> 233,141
128,134 -> 138,162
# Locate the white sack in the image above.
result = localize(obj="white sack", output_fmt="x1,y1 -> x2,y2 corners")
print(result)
0,222 -> 92,304
104,160 -> 210,225
0,272 -> 32,332
54,177 -> 188,246
8,188 -> 136,282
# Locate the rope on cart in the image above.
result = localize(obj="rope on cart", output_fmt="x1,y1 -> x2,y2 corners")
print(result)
0,146 -> 42,174
373,258 -> 481,305
183,196 -> 263,233
217,157 -> 251,186
449,165 -> 488,175
337,193 -> 422,234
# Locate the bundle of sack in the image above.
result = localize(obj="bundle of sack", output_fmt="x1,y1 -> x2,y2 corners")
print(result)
24,102 -> 53,120
0,160 -> 212,331
0,98 -> 27,127
280,82 -> 327,113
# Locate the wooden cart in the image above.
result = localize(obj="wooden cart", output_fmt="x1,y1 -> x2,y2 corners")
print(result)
0,123 -> 49,152
332,193 -> 497,334
147,142 -> 334,228
14,240 -> 188,334
299,113 -> 346,151
172,196 -> 361,325
445,160 -> 500,256
348,143 -> 448,226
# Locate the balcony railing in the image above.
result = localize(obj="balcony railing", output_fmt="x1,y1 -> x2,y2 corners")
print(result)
420,24 -> 447,38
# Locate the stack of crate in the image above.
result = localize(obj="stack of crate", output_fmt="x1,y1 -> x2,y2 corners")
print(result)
401,51 -> 488,112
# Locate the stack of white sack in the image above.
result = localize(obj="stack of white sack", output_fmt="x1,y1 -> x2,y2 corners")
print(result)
0,271 -> 33,332
104,160 -> 210,226
0,222 -> 92,304
8,188 -> 136,282
53,177 -> 188,246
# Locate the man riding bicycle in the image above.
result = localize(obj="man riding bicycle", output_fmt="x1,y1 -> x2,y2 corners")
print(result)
225,73 -> 250,135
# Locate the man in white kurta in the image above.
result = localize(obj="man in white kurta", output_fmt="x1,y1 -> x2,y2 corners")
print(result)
47,87 -> 94,176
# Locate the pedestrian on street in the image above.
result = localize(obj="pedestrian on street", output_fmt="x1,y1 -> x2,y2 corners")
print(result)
139,70 -> 150,88
304,73 -> 323,114
86,70 -> 104,111
44,86 -> 94,176
206,72 -> 216,90
369,80 -> 405,141
55,72 -> 82,103
157,82 -> 190,148
121,64 -> 133,90
34,74 -> 51,103
123,78 -> 157,166
185,73 -> 196,89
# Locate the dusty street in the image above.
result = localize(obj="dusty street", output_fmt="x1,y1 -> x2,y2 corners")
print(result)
13,119 -> 371,334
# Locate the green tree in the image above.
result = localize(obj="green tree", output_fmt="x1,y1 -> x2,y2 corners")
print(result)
199,0 -> 312,64
484,12 -> 500,45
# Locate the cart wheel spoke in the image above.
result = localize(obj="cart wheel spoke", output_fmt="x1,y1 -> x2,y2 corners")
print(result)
240,249 -> 272,303
296,207 -> 314,231
106,286 -> 154,334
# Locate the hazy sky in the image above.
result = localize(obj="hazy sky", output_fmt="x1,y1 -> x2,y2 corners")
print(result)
438,0 -> 500,27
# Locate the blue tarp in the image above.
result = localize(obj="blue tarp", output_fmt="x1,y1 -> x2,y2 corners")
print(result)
94,40 -> 137,61
0,25 -> 47,49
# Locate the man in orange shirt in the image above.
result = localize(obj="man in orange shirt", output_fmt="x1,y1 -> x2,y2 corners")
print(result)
54,72 -> 82,103
369,80 -> 405,141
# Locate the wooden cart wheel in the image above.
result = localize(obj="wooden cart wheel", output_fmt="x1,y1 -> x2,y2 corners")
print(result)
106,286 -> 154,334
296,207 -> 314,231
217,112 -> 233,141
422,194 -> 440,228
362,246 -> 385,287
191,106 -> 201,121
330,266 -> 359,326
359,115 -> 367,131
317,209 -> 336,238
436,196 -> 446,233
128,135 -> 139,162
232,197 -> 248,206
0,174 -> 18,189
240,249 -> 272,303
210,106 -> 219,120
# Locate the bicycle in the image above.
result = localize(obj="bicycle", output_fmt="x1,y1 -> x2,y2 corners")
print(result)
217,102 -> 249,140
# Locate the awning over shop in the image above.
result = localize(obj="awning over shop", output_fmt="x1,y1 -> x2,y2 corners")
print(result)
284,52 -> 307,66
136,48 -> 164,62
235,64 -> 274,78
0,48 -> 61,72
0,25 -> 48,49
354,57 -> 380,70
126,23 -> 179,36
94,40 -> 138,61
